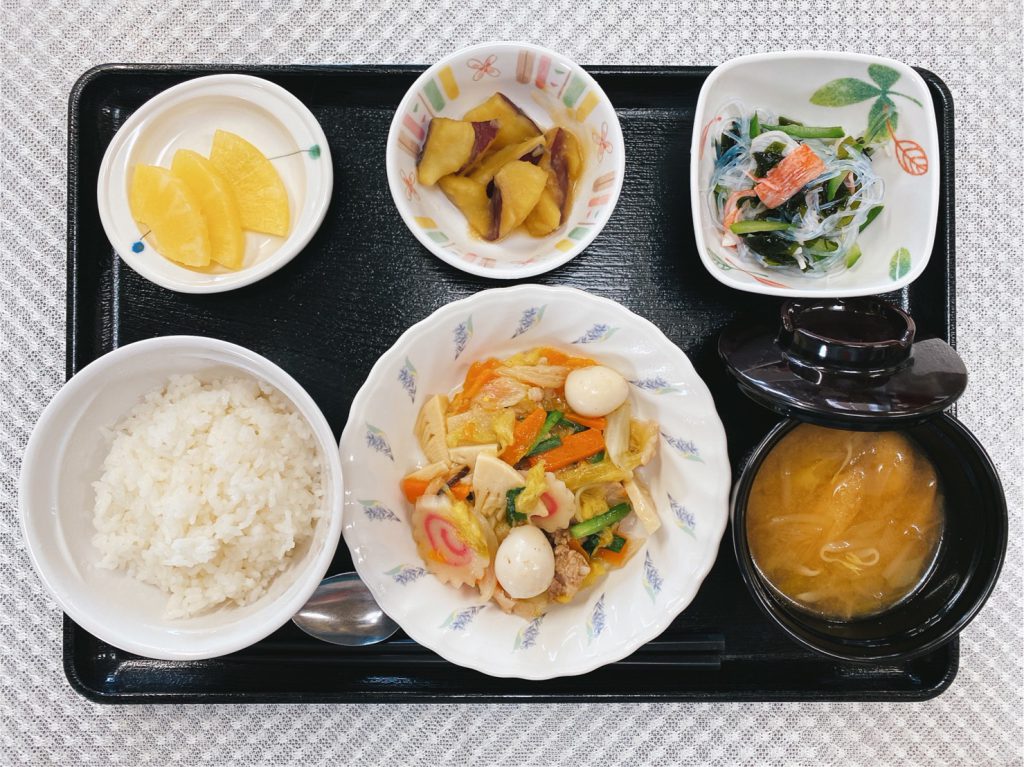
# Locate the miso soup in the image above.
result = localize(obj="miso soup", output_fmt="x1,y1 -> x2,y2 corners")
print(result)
746,424 -> 943,621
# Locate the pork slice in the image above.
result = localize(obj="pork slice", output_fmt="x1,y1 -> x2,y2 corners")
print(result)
548,529 -> 591,600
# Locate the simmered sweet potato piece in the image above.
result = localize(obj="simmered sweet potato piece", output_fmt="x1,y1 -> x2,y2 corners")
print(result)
534,127 -> 585,224
418,118 -> 499,186
488,161 -> 548,241
466,135 -> 546,186
463,93 -> 541,151
438,175 -> 492,238
523,187 -> 562,237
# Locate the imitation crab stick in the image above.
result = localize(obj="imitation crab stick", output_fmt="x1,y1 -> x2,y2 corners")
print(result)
754,143 -> 826,209
723,189 -> 757,230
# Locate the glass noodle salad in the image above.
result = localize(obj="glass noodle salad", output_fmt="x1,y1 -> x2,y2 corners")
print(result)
400,347 -> 661,619
708,103 -> 885,274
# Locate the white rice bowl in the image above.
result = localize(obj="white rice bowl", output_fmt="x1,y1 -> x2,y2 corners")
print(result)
20,336 -> 344,660
92,374 -> 325,618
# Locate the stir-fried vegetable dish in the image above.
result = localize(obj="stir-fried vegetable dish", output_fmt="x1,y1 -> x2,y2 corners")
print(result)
400,347 -> 661,618
708,104 -> 885,274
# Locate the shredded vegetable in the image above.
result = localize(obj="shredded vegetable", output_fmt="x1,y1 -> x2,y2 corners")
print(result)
708,102 -> 884,274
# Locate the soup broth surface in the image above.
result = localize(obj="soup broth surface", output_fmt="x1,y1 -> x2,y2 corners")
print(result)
747,424 -> 943,620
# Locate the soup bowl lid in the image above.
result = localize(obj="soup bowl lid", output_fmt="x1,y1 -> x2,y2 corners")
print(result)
718,297 -> 967,428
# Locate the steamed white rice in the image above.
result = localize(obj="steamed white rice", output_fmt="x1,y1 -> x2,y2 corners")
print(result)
92,374 -> 324,618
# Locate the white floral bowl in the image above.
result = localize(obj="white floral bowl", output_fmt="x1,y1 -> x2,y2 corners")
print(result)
691,52 -> 940,298
339,285 -> 730,679
386,42 -> 624,279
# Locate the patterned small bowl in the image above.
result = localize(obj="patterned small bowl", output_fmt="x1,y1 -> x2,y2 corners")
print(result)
97,74 -> 332,294
338,285 -> 730,679
386,42 -> 624,279
690,52 -> 940,298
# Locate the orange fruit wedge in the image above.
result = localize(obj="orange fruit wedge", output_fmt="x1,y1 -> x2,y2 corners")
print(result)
170,149 -> 245,269
129,165 -> 211,267
208,130 -> 290,237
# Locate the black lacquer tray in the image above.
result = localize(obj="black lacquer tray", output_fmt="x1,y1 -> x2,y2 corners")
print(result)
64,63 -> 958,703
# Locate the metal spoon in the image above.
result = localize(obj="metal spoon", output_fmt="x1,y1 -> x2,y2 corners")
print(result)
292,571 -> 399,646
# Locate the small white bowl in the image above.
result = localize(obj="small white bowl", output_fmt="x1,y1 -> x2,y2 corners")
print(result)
386,42 -> 625,279
97,74 -> 333,294
691,52 -> 940,298
19,336 -> 344,660
339,285 -> 730,679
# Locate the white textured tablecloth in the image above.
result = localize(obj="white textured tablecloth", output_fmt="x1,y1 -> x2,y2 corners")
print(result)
1,1 -> 1021,765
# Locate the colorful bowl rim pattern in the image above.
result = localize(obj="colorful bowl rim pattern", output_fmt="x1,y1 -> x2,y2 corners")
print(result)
386,41 -> 625,280
338,284 -> 732,679
689,51 -> 940,299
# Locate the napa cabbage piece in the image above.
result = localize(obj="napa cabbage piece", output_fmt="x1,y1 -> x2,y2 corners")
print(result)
607,412 -> 660,472
515,462 -> 548,517
623,478 -> 661,535
474,375 -> 528,410
501,365 -> 570,389
472,453 -> 525,521
574,485 -> 611,522
556,458 -> 631,492
500,348 -> 545,367
446,407 -> 516,450
411,493 -> 491,588
604,402 -> 631,469
630,419 -> 659,466
415,394 -> 450,463
493,409 -> 515,451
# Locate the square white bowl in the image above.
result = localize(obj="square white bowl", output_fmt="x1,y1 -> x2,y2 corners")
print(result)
690,52 -> 940,298
386,42 -> 625,279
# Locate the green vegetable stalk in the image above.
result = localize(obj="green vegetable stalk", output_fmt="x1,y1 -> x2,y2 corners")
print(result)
763,124 -> 845,139
505,487 -> 526,526
569,503 -> 631,539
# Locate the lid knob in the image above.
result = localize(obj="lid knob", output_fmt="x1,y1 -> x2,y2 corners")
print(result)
779,299 -> 915,375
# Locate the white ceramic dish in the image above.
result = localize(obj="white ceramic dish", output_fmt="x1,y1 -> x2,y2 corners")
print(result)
691,52 -> 940,298
97,74 -> 332,293
339,285 -> 730,679
19,336 -> 344,660
386,42 -> 625,279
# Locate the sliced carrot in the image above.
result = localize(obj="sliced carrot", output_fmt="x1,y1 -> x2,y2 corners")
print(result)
563,412 -> 607,431
754,143 -> 826,209
529,428 -> 605,471
400,477 -> 431,503
450,358 -> 501,412
596,540 -> 630,567
499,407 -> 546,465
536,346 -> 569,365
536,346 -> 597,369
449,483 -> 472,501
